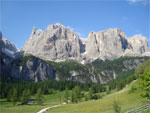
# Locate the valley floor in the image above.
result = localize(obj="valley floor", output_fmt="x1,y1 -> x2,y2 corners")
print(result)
44,81 -> 147,113
0,81 -> 147,113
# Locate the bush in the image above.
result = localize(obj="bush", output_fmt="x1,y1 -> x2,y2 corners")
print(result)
128,85 -> 137,94
112,100 -> 121,113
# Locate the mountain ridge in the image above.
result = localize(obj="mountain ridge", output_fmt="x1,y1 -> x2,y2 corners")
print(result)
0,23 -> 150,82
21,23 -> 150,63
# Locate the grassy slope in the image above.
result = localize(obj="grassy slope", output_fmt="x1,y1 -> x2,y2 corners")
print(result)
0,81 -> 147,113
46,81 -> 147,113
0,92 -> 61,113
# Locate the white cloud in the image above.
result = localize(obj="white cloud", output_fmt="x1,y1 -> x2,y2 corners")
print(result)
133,34 -> 143,37
129,0 -> 138,3
128,0 -> 150,5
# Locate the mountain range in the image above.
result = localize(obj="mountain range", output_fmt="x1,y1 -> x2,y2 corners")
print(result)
0,23 -> 150,83
22,23 -> 150,63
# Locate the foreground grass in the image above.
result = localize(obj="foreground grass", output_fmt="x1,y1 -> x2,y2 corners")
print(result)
0,81 -> 147,113
46,81 -> 147,113
0,92 -> 61,113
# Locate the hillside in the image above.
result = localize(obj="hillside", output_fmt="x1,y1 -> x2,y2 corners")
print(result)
0,80 -> 146,113
45,80 -> 147,113
2,54 -> 149,83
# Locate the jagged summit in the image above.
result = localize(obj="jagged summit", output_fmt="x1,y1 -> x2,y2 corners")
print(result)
21,23 -> 150,62
22,23 -> 81,61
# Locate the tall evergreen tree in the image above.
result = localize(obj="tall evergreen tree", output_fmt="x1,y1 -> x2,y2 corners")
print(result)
138,67 -> 150,100
7,89 -> 12,102
12,88 -> 18,105
36,88 -> 43,105
63,88 -> 69,103
21,89 -> 31,104
71,86 -> 81,103
137,60 -> 150,100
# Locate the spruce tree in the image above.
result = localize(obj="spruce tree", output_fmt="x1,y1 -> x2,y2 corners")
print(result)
21,89 -> 31,105
71,86 -> 81,103
63,88 -> 69,103
12,88 -> 18,105
36,88 -> 43,105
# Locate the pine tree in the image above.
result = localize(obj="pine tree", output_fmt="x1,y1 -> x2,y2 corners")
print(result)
36,88 -> 43,105
21,89 -> 31,105
138,67 -> 150,100
71,86 -> 81,103
7,89 -> 12,102
12,88 -> 18,105
63,88 -> 69,103
88,87 -> 93,99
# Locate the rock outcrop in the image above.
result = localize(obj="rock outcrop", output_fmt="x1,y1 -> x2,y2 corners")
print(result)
0,33 -> 55,82
22,23 -> 83,61
124,35 -> 150,56
22,23 -> 150,62
1,37 -> 18,58
85,28 -> 128,60
11,57 -> 56,82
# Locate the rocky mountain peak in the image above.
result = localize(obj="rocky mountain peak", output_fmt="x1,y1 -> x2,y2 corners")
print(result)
47,22 -> 66,30
22,23 -> 82,61
1,38 -> 17,53
22,24 -> 150,62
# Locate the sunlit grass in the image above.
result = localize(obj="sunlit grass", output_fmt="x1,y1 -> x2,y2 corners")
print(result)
0,81 -> 147,113
46,81 -> 147,113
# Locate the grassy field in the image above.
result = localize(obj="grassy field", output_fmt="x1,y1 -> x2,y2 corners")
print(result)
0,91 -> 61,113
45,81 -> 147,113
0,81 -> 147,113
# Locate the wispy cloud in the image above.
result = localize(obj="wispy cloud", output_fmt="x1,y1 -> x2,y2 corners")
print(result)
133,34 -> 143,37
128,0 -> 150,5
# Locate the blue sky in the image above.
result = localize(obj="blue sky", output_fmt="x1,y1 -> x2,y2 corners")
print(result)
0,0 -> 150,48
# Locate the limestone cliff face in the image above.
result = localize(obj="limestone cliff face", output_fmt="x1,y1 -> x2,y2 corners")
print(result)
0,38 -> 17,58
124,36 -> 150,56
22,23 -> 150,62
85,28 -> 128,60
22,23 -> 83,61
11,57 -> 56,82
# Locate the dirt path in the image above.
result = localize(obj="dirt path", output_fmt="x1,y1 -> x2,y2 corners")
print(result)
36,104 -> 61,113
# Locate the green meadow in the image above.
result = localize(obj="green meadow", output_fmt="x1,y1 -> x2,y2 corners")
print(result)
0,81 -> 148,113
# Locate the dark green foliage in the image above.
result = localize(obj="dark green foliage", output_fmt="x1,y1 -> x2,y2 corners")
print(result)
21,89 -> 31,105
12,88 -> 18,105
12,55 -> 35,66
1,55 -> 149,105
63,88 -> 70,103
137,60 -> 150,100
107,71 -> 136,91
112,100 -> 121,113
7,89 -> 12,102
46,59 -> 89,79
89,56 -> 149,82
128,85 -> 137,94
36,88 -> 43,105
87,85 -> 101,100
71,86 -> 81,103
135,59 -> 150,77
